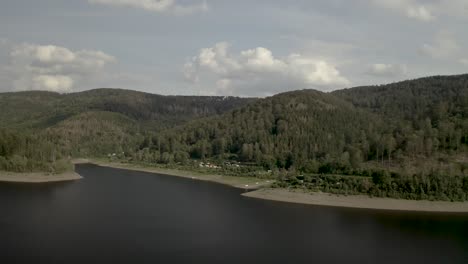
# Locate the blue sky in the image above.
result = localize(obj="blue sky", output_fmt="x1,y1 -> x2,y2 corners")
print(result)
1,0 -> 467,96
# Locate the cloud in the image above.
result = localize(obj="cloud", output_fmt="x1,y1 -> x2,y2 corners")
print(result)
184,42 -> 350,96
9,43 -> 115,92
461,59 -> 468,66
88,0 -> 208,15
367,63 -> 408,77
371,0 -> 434,21
420,31 -> 460,59
32,75 -> 74,92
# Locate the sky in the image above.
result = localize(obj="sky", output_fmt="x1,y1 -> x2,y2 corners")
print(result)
1,0 -> 467,97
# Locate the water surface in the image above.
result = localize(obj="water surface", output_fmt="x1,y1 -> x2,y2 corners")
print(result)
1,164 -> 467,263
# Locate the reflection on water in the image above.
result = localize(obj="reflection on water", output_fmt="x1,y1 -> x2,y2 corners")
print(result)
1,164 -> 467,264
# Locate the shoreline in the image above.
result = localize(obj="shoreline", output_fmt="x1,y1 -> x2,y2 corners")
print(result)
74,159 -> 468,213
243,188 -> 468,213
0,171 -> 82,183
74,159 -> 273,190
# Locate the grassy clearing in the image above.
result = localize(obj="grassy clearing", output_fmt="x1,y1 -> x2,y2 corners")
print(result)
0,171 -> 82,183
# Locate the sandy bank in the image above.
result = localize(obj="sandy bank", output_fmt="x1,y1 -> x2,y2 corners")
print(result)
79,160 -> 273,190
243,188 -> 468,213
0,171 -> 82,183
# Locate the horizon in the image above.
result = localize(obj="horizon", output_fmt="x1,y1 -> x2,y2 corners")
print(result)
1,72 -> 466,98
1,1 -> 468,97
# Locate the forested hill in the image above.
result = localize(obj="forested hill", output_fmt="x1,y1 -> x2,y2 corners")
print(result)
153,74 -> 467,171
0,88 -> 257,131
59,89 -> 257,129
0,88 -> 255,172
155,89 -> 382,169
1,74 -> 468,200
138,74 -> 467,200
333,74 -> 468,121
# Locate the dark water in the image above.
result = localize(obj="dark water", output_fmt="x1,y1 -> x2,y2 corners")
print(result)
1,164 -> 467,264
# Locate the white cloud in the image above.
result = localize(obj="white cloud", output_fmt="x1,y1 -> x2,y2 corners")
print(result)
420,32 -> 460,59
32,75 -> 74,92
371,0 -> 435,21
460,59 -> 468,66
88,0 -> 208,15
184,42 -> 350,96
367,63 -> 408,77
9,43 -> 115,92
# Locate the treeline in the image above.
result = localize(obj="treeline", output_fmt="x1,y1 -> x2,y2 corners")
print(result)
276,167 -> 468,201
0,129 -> 72,173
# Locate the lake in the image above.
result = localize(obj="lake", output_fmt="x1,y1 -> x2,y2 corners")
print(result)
1,164 -> 467,263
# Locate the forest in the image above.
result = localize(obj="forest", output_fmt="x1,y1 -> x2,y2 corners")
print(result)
0,128 -> 71,173
0,74 -> 467,200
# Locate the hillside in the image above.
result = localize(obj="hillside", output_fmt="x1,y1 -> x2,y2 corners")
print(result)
57,89 -> 257,130
333,74 -> 468,122
153,89 -> 382,170
333,74 -> 468,160
1,74 -> 467,200
0,88 -> 255,172
0,88 -> 256,131
0,91 -> 63,130
127,74 -> 468,201
46,111 -> 141,158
